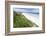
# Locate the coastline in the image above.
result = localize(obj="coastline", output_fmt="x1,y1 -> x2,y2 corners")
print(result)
22,13 -> 39,27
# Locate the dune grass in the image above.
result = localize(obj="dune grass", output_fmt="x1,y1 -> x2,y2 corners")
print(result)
13,11 -> 38,28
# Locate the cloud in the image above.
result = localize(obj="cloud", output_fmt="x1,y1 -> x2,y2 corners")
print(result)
13,8 -> 39,13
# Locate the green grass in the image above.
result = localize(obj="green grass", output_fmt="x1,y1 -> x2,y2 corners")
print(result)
13,11 -> 38,28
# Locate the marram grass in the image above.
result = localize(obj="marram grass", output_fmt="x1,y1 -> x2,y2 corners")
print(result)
13,11 -> 38,28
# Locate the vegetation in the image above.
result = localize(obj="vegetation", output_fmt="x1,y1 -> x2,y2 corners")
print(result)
13,11 -> 38,28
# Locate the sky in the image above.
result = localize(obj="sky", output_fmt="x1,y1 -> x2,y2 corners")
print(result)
13,8 -> 39,14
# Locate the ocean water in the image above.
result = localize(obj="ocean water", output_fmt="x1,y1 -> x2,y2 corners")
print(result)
22,13 -> 39,19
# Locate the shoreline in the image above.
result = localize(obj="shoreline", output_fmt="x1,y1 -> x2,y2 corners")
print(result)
22,13 -> 39,27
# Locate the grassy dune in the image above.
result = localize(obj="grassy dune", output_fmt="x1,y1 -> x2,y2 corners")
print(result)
13,11 -> 38,28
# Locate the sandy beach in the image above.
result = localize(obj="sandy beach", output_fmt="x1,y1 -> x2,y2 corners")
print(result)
22,13 -> 40,27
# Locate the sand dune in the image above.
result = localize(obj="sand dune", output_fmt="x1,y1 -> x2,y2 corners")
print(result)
22,13 -> 40,27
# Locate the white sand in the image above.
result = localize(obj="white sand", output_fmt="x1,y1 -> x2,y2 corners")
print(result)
22,13 -> 40,27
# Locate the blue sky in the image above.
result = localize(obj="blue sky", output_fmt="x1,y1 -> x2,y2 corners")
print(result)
13,8 -> 39,13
